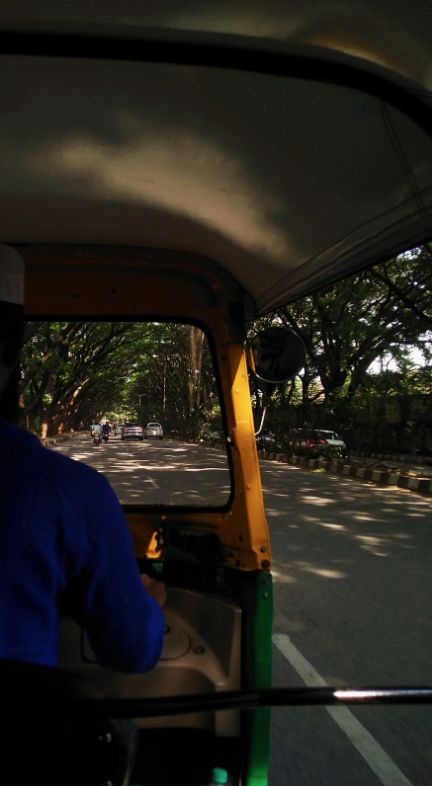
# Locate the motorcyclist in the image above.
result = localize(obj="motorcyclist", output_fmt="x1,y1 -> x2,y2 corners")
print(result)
101,420 -> 111,441
91,423 -> 102,443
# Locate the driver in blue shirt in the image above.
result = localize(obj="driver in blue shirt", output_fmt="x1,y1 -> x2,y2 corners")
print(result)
0,245 -> 166,783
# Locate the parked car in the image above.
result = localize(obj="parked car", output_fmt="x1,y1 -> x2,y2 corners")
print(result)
121,423 -> 144,441
312,430 -> 347,453
144,422 -> 164,440
287,428 -> 347,455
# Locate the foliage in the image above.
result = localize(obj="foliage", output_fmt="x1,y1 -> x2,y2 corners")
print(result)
250,244 -> 432,455
19,321 -> 222,438
20,322 -> 147,435
295,444 -> 344,461
131,323 -> 221,439
281,438 -> 344,461
18,244 -> 432,452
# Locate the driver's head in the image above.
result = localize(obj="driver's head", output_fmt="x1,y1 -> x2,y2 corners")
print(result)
0,245 -> 25,415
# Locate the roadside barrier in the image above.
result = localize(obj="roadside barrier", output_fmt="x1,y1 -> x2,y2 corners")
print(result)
258,451 -> 432,497
40,431 -> 85,447
43,433 -> 431,497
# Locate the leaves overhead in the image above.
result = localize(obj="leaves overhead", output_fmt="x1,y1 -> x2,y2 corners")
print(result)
276,245 -> 432,407
18,245 -> 432,453
251,245 -> 432,453
20,321 -> 221,438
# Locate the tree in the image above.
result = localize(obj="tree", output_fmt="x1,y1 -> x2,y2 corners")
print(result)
248,245 -> 432,452
20,322 -> 152,436
132,324 -> 220,438
278,249 -> 432,415
20,321 -> 222,439
371,244 -> 432,327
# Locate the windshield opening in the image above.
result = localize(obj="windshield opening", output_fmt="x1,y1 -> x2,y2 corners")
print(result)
20,320 -> 231,508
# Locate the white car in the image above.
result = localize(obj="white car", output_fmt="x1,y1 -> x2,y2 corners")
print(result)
121,423 -> 144,441
311,430 -> 347,453
144,422 -> 164,440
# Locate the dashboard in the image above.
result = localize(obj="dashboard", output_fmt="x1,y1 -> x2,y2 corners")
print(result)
59,586 -> 242,735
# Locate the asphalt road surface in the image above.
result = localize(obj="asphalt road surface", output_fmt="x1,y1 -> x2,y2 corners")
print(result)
260,459 -> 432,786
51,435 -> 432,785
53,432 -> 231,506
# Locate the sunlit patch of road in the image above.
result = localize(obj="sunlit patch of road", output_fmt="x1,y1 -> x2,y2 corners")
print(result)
49,434 -> 231,506
260,459 -> 432,786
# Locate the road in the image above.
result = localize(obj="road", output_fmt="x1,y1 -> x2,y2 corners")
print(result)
51,435 -> 432,785
260,459 -> 432,786
53,432 -> 230,506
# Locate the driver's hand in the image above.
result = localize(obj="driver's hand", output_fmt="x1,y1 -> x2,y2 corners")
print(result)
141,574 -> 167,607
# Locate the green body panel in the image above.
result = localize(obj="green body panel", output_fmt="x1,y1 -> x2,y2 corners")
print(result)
246,572 -> 273,786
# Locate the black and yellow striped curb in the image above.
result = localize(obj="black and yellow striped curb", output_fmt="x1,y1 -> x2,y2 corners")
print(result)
258,451 -> 432,497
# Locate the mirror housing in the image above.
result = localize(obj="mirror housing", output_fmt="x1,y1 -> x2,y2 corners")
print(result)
248,327 -> 305,388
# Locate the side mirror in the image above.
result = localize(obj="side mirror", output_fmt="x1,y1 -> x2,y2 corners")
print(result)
248,327 -> 305,387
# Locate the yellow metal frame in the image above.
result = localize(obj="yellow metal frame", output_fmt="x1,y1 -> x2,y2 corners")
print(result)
23,244 -> 271,571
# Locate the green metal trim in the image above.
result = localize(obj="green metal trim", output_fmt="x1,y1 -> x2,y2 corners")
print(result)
246,572 -> 273,786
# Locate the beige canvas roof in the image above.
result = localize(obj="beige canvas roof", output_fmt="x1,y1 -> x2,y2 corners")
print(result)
0,1 -> 431,314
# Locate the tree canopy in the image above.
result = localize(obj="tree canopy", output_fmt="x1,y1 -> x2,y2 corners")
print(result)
19,322 -> 221,438
252,245 -> 432,454
18,245 -> 432,453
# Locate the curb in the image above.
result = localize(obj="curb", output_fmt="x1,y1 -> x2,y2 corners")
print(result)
40,431 -> 84,447
259,452 -> 432,497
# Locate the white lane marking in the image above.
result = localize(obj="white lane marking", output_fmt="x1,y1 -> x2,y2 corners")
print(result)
272,633 -> 413,786
145,478 -> 160,488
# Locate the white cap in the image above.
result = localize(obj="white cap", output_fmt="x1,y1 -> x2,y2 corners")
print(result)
0,244 -> 24,305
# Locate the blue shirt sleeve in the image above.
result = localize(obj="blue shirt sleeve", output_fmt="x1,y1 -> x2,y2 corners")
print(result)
49,451 -> 165,673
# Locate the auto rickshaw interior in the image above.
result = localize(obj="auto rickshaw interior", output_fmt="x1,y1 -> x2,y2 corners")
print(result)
1,4 -> 431,784
22,245 -> 274,786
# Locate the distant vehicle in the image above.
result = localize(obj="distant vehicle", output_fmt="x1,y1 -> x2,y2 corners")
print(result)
90,423 -> 102,446
311,430 -> 347,453
144,422 -> 164,440
121,423 -> 144,441
101,422 -> 111,443
288,428 -> 347,455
